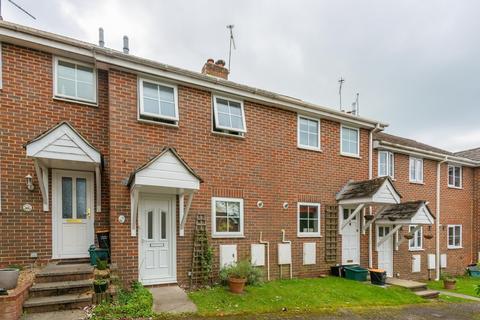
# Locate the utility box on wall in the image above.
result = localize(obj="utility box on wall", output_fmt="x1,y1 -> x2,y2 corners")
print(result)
278,243 -> 292,265
251,244 -> 265,266
220,244 -> 237,267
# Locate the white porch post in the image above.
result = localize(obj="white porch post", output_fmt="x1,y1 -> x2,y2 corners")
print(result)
95,165 -> 101,212
130,188 -> 139,237
34,160 -> 49,211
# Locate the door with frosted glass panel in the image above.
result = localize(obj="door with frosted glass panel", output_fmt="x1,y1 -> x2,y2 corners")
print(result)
53,170 -> 94,259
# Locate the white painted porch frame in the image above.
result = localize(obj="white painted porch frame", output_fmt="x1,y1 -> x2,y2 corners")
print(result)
340,204 -> 365,230
361,206 -> 386,234
34,160 -> 49,211
377,224 -> 402,247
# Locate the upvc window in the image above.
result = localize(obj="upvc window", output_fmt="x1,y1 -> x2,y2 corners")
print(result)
213,96 -> 246,134
54,57 -> 97,103
212,197 -> 244,237
448,165 -> 462,188
341,125 -> 359,157
297,202 -> 321,237
447,225 -> 462,249
297,116 -> 320,150
378,151 -> 394,178
408,225 -> 422,250
409,157 -> 424,183
139,78 -> 179,122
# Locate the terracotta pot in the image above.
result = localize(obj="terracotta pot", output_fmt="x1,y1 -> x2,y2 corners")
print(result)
364,215 -> 374,221
228,277 -> 246,294
424,234 -> 433,239
0,268 -> 19,290
443,279 -> 456,290
403,234 -> 414,240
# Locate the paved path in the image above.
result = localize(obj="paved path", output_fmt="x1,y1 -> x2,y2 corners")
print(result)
149,286 -> 197,313
437,290 -> 480,301
22,310 -> 85,320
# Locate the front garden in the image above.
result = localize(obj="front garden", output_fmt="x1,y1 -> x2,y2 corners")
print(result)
428,276 -> 480,297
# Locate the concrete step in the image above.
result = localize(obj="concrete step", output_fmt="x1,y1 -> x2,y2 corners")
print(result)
35,264 -> 93,283
386,278 -> 427,291
415,290 -> 440,299
29,279 -> 93,297
23,293 -> 93,313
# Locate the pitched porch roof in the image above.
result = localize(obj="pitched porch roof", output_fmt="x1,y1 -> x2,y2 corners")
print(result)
376,200 -> 435,225
336,177 -> 401,205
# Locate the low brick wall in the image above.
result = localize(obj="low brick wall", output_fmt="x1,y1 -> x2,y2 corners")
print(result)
0,272 -> 35,320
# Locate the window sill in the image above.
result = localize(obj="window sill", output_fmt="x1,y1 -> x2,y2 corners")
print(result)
410,181 -> 425,185
340,153 -> 361,159
297,234 -> 322,238
138,117 -> 179,128
447,246 -> 463,250
409,248 -> 424,252
211,130 -> 246,139
53,96 -> 98,107
297,145 -> 322,153
212,235 -> 245,239
447,185 -> 463,190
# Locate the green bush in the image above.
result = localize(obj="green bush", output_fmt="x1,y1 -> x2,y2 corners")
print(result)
92,282 -> 154,320
219,260 -> 263,286
96,258 -> 108,270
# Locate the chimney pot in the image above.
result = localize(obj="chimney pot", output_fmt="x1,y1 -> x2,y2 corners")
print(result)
123,35 -> 129,54
99,27 -> 105,47
201,58 -> 229,80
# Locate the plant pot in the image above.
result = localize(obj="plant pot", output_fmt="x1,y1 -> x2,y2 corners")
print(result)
403,234 -> 414,240
364,215 -> 374,221
443,279 -> 456,290
424,234 -> 433,239
228,277 -> 246,294
94,281 -> 109,293
0,268 -> 20,290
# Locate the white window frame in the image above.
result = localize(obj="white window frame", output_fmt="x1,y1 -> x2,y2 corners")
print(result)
409,157 -> 424,183
297,115 -> 321,151
378,151 -> 394,178
212,95 -> 247,133
138,78 -> 179,122
408,225 -> 423,251
53,56 -> 97,104
447,164 -> 462,189
447,224 -> 462,249
211,197 -> 244,238
340,125 -> 360,157
297,202 -> 321,238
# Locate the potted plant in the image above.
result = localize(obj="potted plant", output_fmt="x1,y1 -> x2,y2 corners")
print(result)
220,260 -> 261,294
424,234 -> 433,239
441,273 -> 456,290
364,215 -> 374,221
93,279 -> 109,293
0,267 -> 20,290
403,234 -> 414,240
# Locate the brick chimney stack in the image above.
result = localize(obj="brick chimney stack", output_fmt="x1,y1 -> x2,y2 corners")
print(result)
201,58 -> 229,80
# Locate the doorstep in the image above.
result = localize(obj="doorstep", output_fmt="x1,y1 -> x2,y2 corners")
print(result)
149,286 -> 197,313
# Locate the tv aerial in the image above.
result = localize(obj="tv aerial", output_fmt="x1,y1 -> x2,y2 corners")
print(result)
0,0 -> 36,21
226,24 -> 236,71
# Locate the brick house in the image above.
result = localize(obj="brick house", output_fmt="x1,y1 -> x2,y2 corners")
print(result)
0,21 -> 478,288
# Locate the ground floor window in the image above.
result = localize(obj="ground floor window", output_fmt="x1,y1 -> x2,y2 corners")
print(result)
447,224 -> 462,249
408,225 -> 422,250
297,202 -> 321,237
211,197 -> 244,237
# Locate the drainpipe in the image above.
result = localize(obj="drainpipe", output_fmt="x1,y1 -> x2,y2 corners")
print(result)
259,232 -> 270,281
435,157 -> 448,280
368,124 -> 382,268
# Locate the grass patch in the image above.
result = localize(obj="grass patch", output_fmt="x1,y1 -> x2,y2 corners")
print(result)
428,277 -> 480,297
92,282 -> 154,320
437,294 -> 473,303
189,277 -> 426,316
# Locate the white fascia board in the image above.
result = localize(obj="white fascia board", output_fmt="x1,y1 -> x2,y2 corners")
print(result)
0,24 -> 386,130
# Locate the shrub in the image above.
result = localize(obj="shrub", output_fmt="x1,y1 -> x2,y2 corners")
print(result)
219,260 -> 263,286
440,272 -> 455,281
92,282 -> 154,320
96,258 -> 108,270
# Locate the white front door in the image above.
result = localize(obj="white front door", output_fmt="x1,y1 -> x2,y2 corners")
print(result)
52,170 -> 94,259
341,207 -> 360,265
139,195 -> 176,285
377,225 -> 394,277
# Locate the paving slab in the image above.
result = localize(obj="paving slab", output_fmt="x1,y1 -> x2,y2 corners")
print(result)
149,286 -> 197,313
385,277 -> 426,289
437,290 -> 480,301
22,310 -> 86,320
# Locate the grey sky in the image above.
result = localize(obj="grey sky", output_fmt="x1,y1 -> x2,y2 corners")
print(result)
3,0 -> 480,151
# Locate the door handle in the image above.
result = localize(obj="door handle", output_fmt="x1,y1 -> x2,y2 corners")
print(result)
87,208 -> 91,218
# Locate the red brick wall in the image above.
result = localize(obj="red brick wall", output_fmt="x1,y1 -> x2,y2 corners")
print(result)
0,43 -> 110,267
107,69 -> 371,284
370,150 -> 475,279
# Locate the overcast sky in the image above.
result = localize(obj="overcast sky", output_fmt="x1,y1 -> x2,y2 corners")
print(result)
4,0 -> 480,151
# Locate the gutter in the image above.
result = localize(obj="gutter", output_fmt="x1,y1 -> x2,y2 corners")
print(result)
0,21 -> 387,130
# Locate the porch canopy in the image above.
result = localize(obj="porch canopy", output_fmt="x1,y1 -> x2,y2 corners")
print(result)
336,177 -> 402,233
127,147 -> 203,237
375,200 -> 435,249
25,121 -> 102,212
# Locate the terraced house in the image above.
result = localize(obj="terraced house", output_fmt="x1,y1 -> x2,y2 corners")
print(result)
0,20 -> 479,296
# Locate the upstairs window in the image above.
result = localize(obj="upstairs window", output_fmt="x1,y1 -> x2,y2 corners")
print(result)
378,151 -> 394,178
213,96 -> 246,135
409,157 -> 424,183
297,116 -> 320,150
447,225 -> 462,249
54,57 -> 96,104
341,125 -> 360,157
448,164 -> 462,188
139,78 -> 179,124
408,225 -> 422,250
